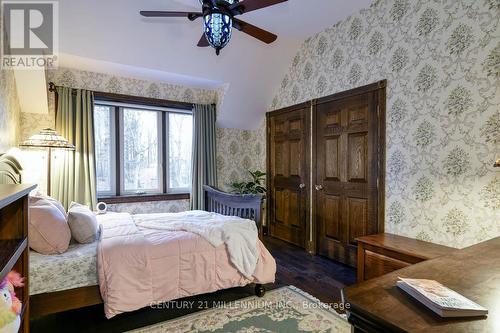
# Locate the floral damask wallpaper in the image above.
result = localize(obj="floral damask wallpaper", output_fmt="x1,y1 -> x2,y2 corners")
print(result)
270,0 -> 499,247
0,68 -> 21,152
20,67 -> 264,213
216,122 -> 266,191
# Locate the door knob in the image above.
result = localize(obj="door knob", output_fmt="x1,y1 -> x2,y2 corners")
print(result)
299,183 -> 306,189
315,184 -> 324,191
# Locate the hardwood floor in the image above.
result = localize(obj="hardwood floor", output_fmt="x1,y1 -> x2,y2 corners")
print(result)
264,236 -> 356,304
31,236 -> 356,333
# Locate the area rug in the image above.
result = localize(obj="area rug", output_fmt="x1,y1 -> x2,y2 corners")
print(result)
128,286 -> 352,333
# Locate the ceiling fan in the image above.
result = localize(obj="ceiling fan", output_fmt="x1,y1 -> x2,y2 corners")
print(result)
140,0 -> 288,55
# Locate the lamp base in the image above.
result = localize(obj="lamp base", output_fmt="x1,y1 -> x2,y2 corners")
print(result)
47,147 -> 52,196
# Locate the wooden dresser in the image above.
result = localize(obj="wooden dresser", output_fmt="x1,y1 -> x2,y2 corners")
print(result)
0,184 -> 36,333
343,237 -> 500,333
356,233 -> 454,282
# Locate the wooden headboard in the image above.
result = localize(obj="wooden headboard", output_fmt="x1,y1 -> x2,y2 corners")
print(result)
203,185 -> 263,230
0,153 -> 23,184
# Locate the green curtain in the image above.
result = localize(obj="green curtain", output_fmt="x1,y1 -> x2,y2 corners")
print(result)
190,104 -> 217,210
52,86 -> 97,209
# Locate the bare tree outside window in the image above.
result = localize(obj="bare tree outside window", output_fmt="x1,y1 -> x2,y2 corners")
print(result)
122,108 -> 160,193
169,113 -> 192,190
94,105 -> 113,194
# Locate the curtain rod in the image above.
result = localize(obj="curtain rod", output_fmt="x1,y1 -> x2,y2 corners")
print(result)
48,81 -> 56,92
47,81 -> 196,110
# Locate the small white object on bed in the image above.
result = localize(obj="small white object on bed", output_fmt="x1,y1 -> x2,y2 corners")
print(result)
96,202 -> 107,214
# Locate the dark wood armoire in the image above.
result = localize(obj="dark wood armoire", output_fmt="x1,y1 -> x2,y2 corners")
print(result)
266,81 -> 386,267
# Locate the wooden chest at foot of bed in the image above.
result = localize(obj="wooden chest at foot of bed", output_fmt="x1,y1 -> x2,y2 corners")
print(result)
356,233 -> 455,282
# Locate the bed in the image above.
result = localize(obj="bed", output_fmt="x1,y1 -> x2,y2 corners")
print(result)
0,152 -> 274,318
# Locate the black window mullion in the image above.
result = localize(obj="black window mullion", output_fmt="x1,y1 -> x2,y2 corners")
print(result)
115,106 -> 121,196
162,112 -> 168,194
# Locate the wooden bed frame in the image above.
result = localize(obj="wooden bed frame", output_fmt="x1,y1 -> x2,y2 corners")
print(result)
0,152 -> 23,184
31,186 -> 265,318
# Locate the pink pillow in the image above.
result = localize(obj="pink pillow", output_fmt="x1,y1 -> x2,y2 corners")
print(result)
29,197 -> 71,254
31,192 -> 67,218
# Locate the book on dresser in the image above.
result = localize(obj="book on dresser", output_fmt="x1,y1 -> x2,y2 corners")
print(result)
397,278 -> 488,318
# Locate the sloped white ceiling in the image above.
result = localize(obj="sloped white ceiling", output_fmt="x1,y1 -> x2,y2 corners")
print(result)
57,0 -> 373,129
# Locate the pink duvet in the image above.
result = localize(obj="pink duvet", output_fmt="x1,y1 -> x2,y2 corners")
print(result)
97,213 -> 276,318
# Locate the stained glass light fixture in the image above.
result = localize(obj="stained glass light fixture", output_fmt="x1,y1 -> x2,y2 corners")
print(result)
200,0 -> 238,55
140,0 -> 282,56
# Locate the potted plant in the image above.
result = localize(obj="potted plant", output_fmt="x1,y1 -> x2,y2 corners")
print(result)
230,170 -> 267,231
230,170 -> 266,195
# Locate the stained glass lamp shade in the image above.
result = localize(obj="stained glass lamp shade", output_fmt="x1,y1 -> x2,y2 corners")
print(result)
20,128 -> 75,150
20,128 -> 74,195
200,0 -> 238,55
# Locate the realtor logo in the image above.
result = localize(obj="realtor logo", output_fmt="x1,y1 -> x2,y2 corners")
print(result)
1,1 -> 58,69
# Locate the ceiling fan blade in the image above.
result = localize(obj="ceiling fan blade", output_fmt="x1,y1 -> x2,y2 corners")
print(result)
230,0 -> 287,14
197,34 -> 210,47
233,18 -> 277,44
140,11 -> 203,21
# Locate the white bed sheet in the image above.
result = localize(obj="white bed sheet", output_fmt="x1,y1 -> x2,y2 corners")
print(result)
29,241 -> 98,295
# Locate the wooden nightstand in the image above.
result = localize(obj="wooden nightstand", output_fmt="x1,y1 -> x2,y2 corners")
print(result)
356,233 -> 455,282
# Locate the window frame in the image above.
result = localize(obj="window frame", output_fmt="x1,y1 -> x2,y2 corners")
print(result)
119,107 -> 163,195
93,95 -> 193,202
165,112 -> 194,194
93,104 -> 117,198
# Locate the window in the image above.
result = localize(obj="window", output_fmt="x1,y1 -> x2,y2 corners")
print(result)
94,105 -> 115,196
168,113 -> 192,191
94,100 -> 193,198
121,108 -> 161,194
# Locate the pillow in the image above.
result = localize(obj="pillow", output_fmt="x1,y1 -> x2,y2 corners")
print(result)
31,192 -> 66,218
29,197 -> 71,254
67,202 -> 98,244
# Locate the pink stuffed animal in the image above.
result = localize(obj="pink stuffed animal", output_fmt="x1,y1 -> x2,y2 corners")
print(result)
0,271 -> 24,333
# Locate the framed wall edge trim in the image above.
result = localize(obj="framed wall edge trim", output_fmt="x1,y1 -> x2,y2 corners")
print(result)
315,80 -> 387,105
266,101 -> 311,118
377,81 -> 387,234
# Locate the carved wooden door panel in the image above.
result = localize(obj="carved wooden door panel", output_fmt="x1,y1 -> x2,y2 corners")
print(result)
267,104 -> 309,248
315,90 -> 381,266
